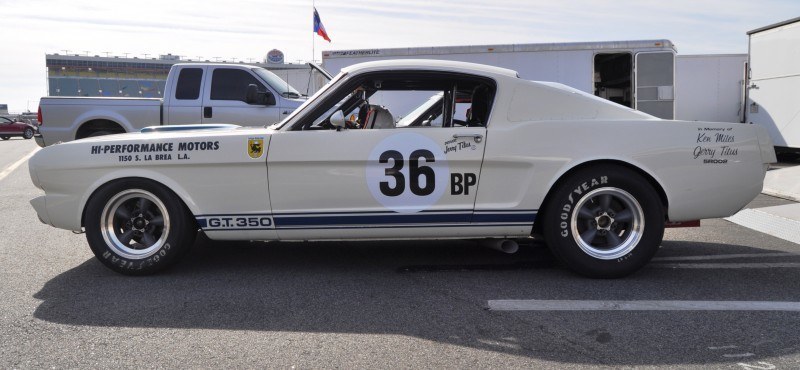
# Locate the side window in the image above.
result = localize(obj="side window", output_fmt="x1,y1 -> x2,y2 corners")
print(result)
175,68 -> 203,100
210,69 -> 266,102
291,72 -> 495,130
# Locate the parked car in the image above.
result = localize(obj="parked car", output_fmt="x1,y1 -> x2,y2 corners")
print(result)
0,116 -> 37,140
28,60 -> 776,277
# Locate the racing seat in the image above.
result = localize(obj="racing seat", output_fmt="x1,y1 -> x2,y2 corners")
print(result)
466,85 -> 491,126
363,105 -> 395,129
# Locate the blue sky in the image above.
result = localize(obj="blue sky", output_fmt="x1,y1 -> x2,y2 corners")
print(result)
2,0 -> 798,113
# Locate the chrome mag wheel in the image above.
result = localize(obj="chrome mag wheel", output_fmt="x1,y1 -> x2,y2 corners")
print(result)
570,187 -> 644,260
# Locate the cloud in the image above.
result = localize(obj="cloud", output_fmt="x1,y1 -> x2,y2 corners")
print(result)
2,0 -> 798,112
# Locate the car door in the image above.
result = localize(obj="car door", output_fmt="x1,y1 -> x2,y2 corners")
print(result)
266,71 -> 502,240
267,127 -> 486,240
201,66 -> 281,126
0,117 -> 21,135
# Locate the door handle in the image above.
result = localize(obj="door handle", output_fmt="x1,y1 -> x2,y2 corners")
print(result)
203,107 -> 212,118
452,133 -> 483,143
282,110 -> 290,115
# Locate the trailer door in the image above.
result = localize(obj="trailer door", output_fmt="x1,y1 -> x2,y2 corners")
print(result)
635,52 -> 675,119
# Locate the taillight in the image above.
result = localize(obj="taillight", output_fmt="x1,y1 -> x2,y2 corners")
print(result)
37,106 -> 42,125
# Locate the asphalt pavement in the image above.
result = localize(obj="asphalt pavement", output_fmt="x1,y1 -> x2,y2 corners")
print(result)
2,138 -> 800,368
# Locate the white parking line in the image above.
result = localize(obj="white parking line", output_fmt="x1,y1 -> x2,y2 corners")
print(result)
653,252 -> 797,261
726,207 -> 800,245
487,300 -> 800,311
0,148 -> 38,182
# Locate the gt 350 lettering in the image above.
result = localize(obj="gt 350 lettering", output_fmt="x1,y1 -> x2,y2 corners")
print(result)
206,216 -> 274,229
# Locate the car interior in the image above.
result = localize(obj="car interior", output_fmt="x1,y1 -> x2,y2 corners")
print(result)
293,72 -> 496,131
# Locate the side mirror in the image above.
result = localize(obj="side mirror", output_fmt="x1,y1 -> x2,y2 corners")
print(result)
245,84 -> 259,104
263,91 -> 276,106
245,84 -> 276,106
330,110 -> 346,129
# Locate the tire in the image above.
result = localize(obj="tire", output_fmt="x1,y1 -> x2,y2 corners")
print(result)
23,128 -> 34,140
87,130 -> 113,138
542,164 -> 665,278
1,136 -> 9,140
84,179 -> 197,275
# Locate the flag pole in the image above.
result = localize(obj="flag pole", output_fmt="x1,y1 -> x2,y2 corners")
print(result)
312,0 -> 316,63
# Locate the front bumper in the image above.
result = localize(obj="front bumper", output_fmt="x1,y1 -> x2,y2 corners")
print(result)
30,196 -> 50,225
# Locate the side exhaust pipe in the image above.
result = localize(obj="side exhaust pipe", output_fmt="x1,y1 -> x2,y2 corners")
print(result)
481,239 -> 519,254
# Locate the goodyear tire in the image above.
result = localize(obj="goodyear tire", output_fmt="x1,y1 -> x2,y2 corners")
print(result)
542,164 -> 665,278
23,128 -> 34,139
84,179 -> 196,275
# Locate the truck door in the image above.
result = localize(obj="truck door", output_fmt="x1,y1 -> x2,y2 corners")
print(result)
635,51 -> 675,119
202,67 -> 281,126
166,66 -> 206,125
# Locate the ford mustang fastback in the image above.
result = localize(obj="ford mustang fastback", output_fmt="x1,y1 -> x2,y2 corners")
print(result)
28,60 -> 776,277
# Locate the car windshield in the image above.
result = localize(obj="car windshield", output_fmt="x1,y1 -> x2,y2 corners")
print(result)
271,72 -> 347,129
396,93 -> 444,127
252,68 -> 303,99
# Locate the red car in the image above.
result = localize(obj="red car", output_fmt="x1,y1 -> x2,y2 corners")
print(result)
0,116 -> 36,140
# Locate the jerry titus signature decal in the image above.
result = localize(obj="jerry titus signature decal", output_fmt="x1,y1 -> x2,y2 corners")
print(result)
693,127 -> 739,164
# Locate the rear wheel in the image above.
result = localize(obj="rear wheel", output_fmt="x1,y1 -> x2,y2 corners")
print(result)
542,164 -> 665,278
23,128 -> 34,139
84,179 -> 196,275
87,130 -> 113,138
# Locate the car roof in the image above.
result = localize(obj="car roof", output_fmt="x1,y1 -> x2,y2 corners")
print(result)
340,59 -> 520,79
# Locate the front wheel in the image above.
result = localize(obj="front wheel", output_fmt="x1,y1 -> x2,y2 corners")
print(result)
0,136 -> 9,140
23,128 -> 34,139
84,179 -> 197,275
542,164 -> 665,278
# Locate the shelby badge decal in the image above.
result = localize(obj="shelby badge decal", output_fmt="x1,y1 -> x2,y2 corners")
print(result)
248,137 -> 265,159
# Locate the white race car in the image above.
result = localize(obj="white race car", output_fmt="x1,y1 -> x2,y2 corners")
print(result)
28,60 -> 776,277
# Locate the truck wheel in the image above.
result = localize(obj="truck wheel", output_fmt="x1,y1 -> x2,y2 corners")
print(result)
542,164 -> 664,278
1,136 -> 9,140
84,179 -> 197,275
87,130 -> 113,138
23,128 -> 34,139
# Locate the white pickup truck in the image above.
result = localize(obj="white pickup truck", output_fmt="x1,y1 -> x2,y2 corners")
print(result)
35,63 -> 330,147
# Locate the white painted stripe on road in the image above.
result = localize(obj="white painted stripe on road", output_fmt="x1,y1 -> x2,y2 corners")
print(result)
723,353 -> 755,358
651,262 -> 800,269
0,148 -> 38,182
708,345 -> 739,350
726,208 -> 800,245
488,300 -> 800,311
653,252 -> 797,262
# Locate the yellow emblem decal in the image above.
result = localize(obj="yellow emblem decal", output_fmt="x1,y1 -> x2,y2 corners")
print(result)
247,137 -> 265,159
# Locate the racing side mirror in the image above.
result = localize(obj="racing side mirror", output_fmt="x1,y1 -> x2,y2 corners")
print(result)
330,110 -> 346,129
245,84 -> 276,106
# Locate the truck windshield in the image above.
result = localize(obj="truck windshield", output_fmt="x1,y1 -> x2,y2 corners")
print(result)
252,68 -> 304,99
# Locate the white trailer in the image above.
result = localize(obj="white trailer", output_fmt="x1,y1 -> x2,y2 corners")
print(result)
745,17 -> 800,150
675,54 -> 747,123
323,40 -> 677,119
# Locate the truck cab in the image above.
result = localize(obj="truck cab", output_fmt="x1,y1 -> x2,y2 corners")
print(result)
36,63 -> 312,147
165,64 -> 306,126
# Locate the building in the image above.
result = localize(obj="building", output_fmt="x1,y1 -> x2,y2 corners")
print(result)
46,51 -> 322,99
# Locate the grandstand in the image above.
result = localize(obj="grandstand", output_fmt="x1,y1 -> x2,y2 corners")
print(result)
46,53 -> 321,98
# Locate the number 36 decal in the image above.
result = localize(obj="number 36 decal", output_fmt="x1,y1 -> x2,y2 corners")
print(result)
379,149 -> 436,197
366,133 -> 477,214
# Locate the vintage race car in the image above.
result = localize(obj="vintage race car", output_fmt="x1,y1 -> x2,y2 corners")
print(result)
28,60 -> 777,278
